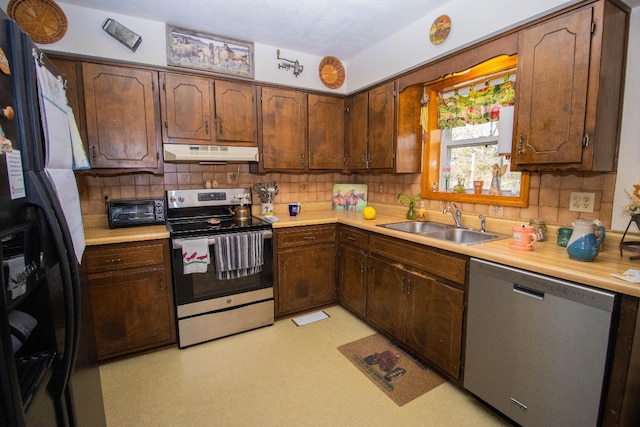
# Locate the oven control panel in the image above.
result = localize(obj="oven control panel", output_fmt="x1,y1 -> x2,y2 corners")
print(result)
167,188 -> 252,209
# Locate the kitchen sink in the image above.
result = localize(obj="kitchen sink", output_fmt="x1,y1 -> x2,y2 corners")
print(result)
378,221 -> 509,245
377,221 -> 451,234
423,228 -> 506,245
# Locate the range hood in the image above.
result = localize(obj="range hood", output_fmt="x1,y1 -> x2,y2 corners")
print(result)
163,144 -> 259,163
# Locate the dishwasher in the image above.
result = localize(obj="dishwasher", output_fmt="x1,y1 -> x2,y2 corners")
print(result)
464,258 -> 615,427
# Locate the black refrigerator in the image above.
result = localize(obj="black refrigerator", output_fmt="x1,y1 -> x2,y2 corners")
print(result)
0,9 -> 106,427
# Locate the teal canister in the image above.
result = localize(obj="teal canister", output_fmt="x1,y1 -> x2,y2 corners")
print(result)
566,219 -> 605,262
556,227 -> 573,247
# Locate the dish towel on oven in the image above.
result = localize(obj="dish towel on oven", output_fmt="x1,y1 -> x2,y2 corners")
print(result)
212,231 -> 264,280
181,239 -> 210,274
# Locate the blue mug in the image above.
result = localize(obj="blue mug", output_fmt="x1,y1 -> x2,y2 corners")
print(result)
288,202 -> 301,216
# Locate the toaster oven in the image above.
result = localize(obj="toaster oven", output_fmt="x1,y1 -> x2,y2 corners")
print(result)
107,199 -> 165,228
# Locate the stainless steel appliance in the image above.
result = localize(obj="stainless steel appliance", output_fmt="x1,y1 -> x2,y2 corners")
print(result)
464,258 -> 615,427
166,188 -> 273,348
0,10 -> 105,426
107,198 -> 165,228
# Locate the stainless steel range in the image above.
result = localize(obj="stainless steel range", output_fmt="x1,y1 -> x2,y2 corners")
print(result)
166,188 -> 274,348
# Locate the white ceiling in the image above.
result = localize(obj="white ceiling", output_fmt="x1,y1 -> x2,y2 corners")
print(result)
59,0 -> 447,60
59,0 -> 640,61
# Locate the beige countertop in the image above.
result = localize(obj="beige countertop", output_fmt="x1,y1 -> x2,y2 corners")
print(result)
82,202 -> 640,297
83,214 -> 170,246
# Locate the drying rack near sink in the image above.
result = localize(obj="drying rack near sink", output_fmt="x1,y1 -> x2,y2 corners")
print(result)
619,214 -> 640,260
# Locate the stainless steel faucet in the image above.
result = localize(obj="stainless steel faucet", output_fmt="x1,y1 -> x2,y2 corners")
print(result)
443,202 -> 463,228
478,214 -> 486,233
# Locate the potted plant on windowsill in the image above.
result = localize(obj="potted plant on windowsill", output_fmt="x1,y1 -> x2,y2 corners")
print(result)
396,193 -> 421,220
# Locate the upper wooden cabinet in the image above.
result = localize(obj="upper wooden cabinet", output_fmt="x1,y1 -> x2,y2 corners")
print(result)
161,73 -> 213,144
82,62 -> 161,169
308,94 -> 345,170
214,80 -> 257,143
512,0 -> 628,171
160,73 -> 257,145
259,86 -> 308,170
50,58 -> 87,147
345,81 -> 397,171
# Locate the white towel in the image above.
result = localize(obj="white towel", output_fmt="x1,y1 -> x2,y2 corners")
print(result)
181,239 -> 210,274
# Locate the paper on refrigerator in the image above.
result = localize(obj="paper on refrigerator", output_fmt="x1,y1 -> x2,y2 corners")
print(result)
34,58 -> 86,262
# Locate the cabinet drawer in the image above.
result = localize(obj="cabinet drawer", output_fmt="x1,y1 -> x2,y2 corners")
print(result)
369,234 -> 467,285
276,224 -> 336,248
338,226 -> 368,249
84,240 -> 166,274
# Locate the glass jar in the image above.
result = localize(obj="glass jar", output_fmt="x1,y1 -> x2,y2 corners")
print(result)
529,219 -> 547,242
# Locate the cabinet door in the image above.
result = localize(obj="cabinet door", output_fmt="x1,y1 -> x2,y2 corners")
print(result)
161,73 -> 213,143
345,91 -> 368,170
82,63 -> 160,169
338,245 -> 367,317
405,274 -> 464,379
50,58 -> 86,145
89,267 -> 174,360
214,80 -> 256,144
308,94 -> 345,170
514,7 -> 592,166
261,87 -> 307,170
366,256 -> 406,340
367,81 -> 395,169
277,243 -> 337,315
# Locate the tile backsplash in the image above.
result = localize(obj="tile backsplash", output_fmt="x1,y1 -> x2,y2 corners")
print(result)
78,162 -> 616,229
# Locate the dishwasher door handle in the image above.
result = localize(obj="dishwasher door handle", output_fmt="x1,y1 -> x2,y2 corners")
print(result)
513,283 -> 544,300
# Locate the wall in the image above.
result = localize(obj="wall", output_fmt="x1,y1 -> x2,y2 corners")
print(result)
2,0 -> 637,231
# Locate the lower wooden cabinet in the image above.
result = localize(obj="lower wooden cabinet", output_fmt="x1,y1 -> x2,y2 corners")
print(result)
275,225 -> 337,316
83,240 -> 175,361
275,224 -> 466,380
367,234 -> 466,380
337,226 -> 368,317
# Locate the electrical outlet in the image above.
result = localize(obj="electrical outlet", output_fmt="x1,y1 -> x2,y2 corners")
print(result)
569,192 -> 595,213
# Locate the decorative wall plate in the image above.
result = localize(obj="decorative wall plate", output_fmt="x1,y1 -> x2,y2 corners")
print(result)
429,15 -> 451,45
319,56 -> 345,89
7,0 -> 68,44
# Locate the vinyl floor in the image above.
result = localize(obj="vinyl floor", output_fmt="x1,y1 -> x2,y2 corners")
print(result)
99,305 -> 511,427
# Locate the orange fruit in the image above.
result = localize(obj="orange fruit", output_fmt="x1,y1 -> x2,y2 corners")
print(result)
363,206 -> 376,220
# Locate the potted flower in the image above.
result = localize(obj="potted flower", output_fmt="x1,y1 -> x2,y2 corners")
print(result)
441,166 -> 451,191
396,193 -> 421,220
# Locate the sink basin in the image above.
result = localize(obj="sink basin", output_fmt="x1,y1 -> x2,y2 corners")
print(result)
378,221 -> 509,245
378,221 -> 451,234
424,228 -> 506,245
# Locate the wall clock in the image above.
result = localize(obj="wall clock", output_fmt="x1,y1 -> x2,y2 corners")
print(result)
7,0 -> 68,44
429,15 -> 451,45
319,56 -> 345,89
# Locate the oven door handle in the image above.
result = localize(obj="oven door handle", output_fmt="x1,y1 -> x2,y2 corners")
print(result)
172,230 -> 272,250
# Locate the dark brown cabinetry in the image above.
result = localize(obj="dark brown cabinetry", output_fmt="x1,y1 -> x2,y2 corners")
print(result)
308,94 -> 345,170
82,62 -> 161,169
84,240 -> 175,361
161,73 -> 213,144
260,87 -> 307,170
214,79 -> 257,143
367,234 -> 466,380
345,81 -> 395,171
513,0 -> 628,171
337,226 -> 368,317
50,57 -> 87,145
161,74 -> 257,145
275,225 -> 337,316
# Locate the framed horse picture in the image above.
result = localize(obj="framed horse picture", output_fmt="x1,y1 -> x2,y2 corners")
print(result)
166,24 -> 254,78
332,184 -> 368,211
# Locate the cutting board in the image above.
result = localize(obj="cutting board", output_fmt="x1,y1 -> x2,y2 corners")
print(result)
332,184 -> 368,210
